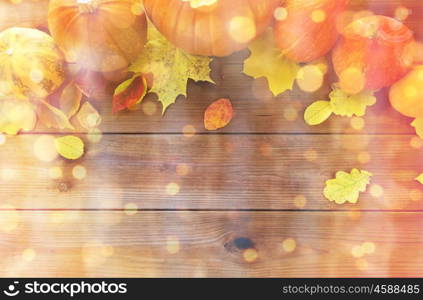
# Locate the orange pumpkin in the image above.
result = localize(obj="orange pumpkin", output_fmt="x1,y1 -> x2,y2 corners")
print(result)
143,0 -> 282,57
48,0 -> 147,72
274,0 -> 348,63
0,0 -> 49,31
332,15 -> 414,93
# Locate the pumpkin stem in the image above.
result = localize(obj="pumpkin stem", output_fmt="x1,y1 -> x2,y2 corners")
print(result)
77,0 -> 100,13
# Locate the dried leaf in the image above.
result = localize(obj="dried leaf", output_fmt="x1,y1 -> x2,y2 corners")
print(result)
55,135 -> 84,160
411,118 -> 423,139
37,100 -> 74,130
330,87 -> 376,117
204,98 -> 233,131
304,100 -> 333,125
76,101 -> 102,130
58,82 -> 82,118
324,169 -> 372,204
243,29 -> 300,96
113,74 -> 147,113
416,173 -> 423,185
129,24 -> 214,113
0,100 -> 36,134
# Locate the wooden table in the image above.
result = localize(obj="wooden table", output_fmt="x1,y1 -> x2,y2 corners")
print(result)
1,0 -> 423,277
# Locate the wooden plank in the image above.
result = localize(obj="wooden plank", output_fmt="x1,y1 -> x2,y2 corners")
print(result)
1,134 -> 423,209
26,0 -> 422,134
0,211 -> 422,277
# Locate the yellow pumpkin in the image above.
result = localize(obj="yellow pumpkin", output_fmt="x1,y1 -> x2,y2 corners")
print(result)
48,0 -> 147,72
0,27 -> 65,100
143,0 -> 282,56
0,0 -> 49,31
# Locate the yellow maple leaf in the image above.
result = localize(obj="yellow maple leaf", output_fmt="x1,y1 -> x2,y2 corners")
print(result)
416,173 -> 423,185
304,100 -> 333,126
411,118 -> 423,139
0,99 -> 37,134
129,23 -> 214,114
55,135 -> 84,160
243,29 -> 299,96
330,87 -> 376,117
324,169 -> 372,204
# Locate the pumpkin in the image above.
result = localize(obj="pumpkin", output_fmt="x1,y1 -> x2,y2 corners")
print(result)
0,27 -> 65,100
48,0 -> 147,72
143,0 -> 282,57
0,0 -> 49,31
389,65 -> 423,118
274,0 -> 349,63
332,15 -> 414,94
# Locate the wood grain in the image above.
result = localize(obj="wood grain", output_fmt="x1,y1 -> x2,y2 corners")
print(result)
0,211 -> 422,277
1,134 -> 422,210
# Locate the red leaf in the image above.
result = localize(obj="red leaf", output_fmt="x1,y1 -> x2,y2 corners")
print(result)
113,75 -> 147,113
204,98 -> 233,131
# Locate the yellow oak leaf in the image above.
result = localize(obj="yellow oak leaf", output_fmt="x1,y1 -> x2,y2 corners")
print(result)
330,87 -> 376,117
0,99 -> 36,134
129,23 -> 214,114
324,169 -> 372,204
243,29 -> 300,96
304,100 -> 333,126
416,173 -> 423,185
411,118 -> 423,139
54,135 -> 84,160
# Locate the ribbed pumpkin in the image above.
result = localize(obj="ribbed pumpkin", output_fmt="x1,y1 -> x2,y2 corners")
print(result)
48,0 -> 147,72
274,0 -> 349,63
143,0 -> 282,56
0,0 -> 49,31
0,27 -> 65,100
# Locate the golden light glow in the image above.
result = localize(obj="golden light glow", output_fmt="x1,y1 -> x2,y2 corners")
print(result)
229,16 -> 256,44
282,238 -> 296,253
350,117 -> 365,131
243,248 -> 258,262
49,166 -> 63,179
369,184 -> 384,198
176,164 -> 190,176
142,101 -> 157,116
357,151 -> 371,164
410,136 -> 423,149
283,106 -> 298,121
166,182 -> 180,195
293,195 -> 307,208
183,125 -> 196,137
33,135 -> 58,162
395,6 -> 411,21
296,65 -> 324,93
356,258 -> 369,271
304,149 -> 318,162
124,202 -> 138,215
29,69 -> 44,83
22,248 -> 36,262
311,9 -> 326,23
351,245 -> 364,258
362,242 -> 375,254
87,128 -> 103,144
0,205 -> 19,233
166,236 -> 180,254
274,7 -> 288,21
339,68 -> 365,95
72,165 -> 87,180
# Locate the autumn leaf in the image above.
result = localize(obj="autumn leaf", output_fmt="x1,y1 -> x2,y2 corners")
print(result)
76,101 -> 102,130
129,24 -> 214,113
416,173 -> 423,185
36,100 -> 74,130
411,118 -> 423,139
204,98 -> 233,131
58,82 -> 82,119
55,135 -> 84,160
304,100 -> 333,126
113,74 -> 147,113
243,29 -> 300,96
324,169 -> 372,204
0,100 -> 36,134
330,87 -> 376,117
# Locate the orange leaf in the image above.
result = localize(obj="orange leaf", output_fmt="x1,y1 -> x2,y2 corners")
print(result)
204,98 -> 233,131
113,74 -> 147,113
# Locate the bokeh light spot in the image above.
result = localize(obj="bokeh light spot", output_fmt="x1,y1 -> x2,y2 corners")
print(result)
282,238 -> 296,253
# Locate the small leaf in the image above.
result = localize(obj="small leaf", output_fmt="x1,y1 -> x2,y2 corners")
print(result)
415,173 -> 423,185
55,135 -> 84,160
0,100 -> 36,134
243,29 -> 300,96
304,101 -> 333,125
324,169 -> 372,204
204,98 -> 233,131
330,87 -> 376,117
37,100 -> 74,130
76,101 -> 102,130
59,82 -> 82,118
113,74 -> 147,113
411,118 -> 423,139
